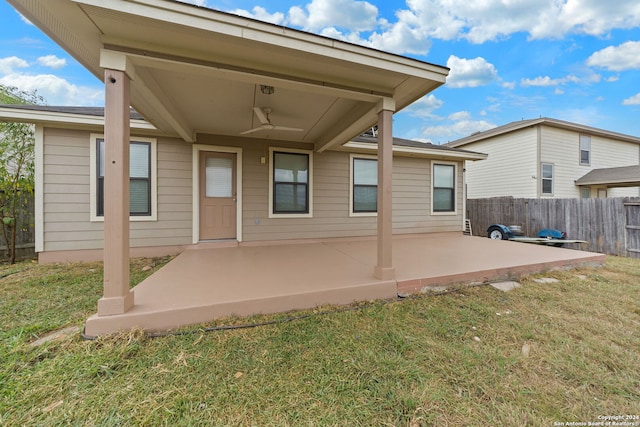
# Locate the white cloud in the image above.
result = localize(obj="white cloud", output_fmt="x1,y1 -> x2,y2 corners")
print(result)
397,0 -> 640,44
422,120 -> 496,143
366,19 -> 431,54
288,0 -> 379,32
555,0 -> 640,38
0,56 -> 29,74
446,55 -> 498,88
623,93 -> 640,106
216,0 -> 640,59
448,111 -> 470,121
37,55 -> 67,70
403,94 -> 444,118
0,74 -> 103,106
222,1 -> 640,58
521,76 -> 564,87
521,72 -> 600,87
230,6 -> 285,25
422,113 -> 496,143
587,41 -> 640,71
180,0 -> 208,6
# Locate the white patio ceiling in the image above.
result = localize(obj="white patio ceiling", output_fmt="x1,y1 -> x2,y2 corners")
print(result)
9,0 -> 449,151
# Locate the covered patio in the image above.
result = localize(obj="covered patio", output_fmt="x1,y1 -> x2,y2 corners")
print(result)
84,233 -> 605,337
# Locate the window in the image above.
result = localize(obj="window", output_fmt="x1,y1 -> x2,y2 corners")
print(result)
90,134 -> 157,221
270,149 -> 312,216
351,156 -> 377,214
433,163 -> 455,212
580,135 -> 591,165
541,163 -> 554,195
580,187 -> 591,198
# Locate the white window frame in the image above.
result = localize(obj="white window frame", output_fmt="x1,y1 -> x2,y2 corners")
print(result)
431,161 -> 457,215
541,162 -> 554,196
268,147 -> 313,218
89,133 -> 157,222
579,134 -> 591,166
349,154 -> 377,217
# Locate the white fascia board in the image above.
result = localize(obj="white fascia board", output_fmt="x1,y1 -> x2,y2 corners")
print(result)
0,107 -> 156,131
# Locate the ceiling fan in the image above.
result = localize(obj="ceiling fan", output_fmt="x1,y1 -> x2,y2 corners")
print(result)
240,107 -> 304,135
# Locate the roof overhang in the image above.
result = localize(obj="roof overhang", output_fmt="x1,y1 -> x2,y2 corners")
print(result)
575,165 -> 640,188
0,105 -> 157,133
7,0 -> 448,151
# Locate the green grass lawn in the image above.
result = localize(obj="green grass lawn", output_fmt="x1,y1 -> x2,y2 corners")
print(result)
1,256 -> 639,426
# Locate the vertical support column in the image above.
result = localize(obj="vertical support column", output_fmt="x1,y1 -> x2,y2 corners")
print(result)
97,69 -> 133,316
374,101 -> 395,280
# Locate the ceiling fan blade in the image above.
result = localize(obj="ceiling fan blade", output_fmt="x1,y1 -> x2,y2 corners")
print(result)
253,107 -> 269,125
240,127 -> 265,135
272,125 -> 304,132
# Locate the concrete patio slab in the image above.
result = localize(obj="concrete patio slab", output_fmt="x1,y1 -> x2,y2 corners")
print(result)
84,233 -> 605,337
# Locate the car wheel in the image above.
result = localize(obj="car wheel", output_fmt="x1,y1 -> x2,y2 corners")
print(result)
488,227 -> 506,240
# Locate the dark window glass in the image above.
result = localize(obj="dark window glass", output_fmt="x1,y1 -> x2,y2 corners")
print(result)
353,158 -> 377,212
541,163 -> 553,195
97,139 -> 151,216
433,164 -> 455,212
273,152 -> 309,214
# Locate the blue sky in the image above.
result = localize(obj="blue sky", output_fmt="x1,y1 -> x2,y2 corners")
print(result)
1,0 -> 640,144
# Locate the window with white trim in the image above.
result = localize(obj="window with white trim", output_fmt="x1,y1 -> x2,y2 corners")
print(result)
541,163 -> 554,195
580,135 -> 591,165
269,148 -> 313,217
432,163 -> 455,213
90,134 -> 157,221
351,156 -> 377,214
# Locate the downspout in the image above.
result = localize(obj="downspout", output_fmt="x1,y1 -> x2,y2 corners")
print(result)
536,124 -> 542,198
34,125 -> 44,255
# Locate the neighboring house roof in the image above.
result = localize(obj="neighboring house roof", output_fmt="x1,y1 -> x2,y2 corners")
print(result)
446,117 -> 640,147
7,0 -> 449,151
575,165 -> 640,188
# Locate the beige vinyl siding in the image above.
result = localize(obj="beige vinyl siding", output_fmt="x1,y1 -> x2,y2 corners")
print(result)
43,129 -> 466,253
241,146 -> 464,241
42,128 -> 192,252
540,126 -> 640,198
591,134 -> 640,197
394,157 -> 463,233
464,127 -> 538,198
43,128 -> 94,251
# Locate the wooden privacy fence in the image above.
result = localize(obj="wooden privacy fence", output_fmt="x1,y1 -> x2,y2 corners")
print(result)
0,193 -> 35,261
466,197 -> 640,258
